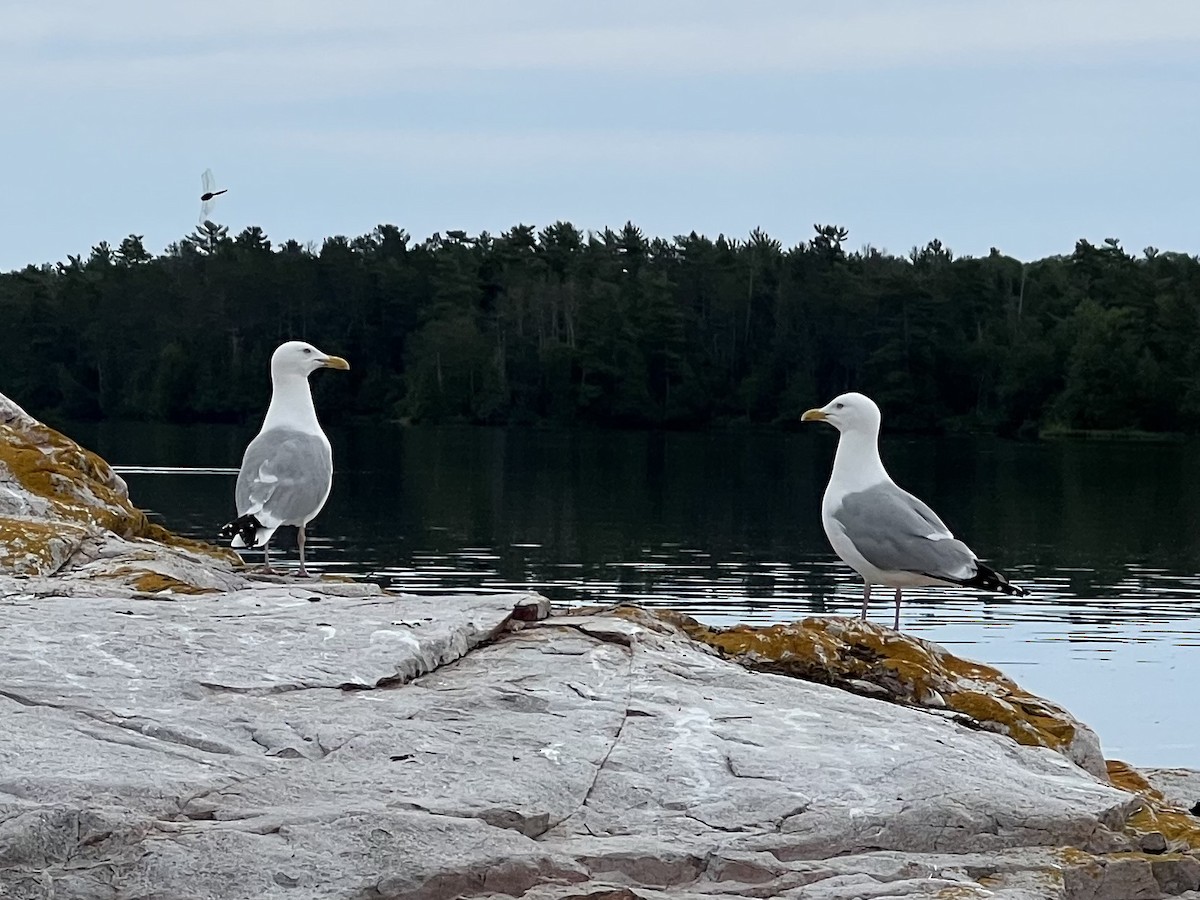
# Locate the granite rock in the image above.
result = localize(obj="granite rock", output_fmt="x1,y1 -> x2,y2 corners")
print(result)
1,590 -> 1195,899
1146,769 -> 1200,814
660,611 -> 1107,779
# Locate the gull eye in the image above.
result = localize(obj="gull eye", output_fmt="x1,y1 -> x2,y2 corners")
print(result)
303,348 -> 312,354
835,402 -> 844,410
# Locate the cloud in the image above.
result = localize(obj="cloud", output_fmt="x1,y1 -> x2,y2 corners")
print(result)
4,0 -> 1200,104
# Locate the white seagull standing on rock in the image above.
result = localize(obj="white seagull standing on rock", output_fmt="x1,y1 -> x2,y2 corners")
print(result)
219,341 -> 350,577
801,391 -> 1025,629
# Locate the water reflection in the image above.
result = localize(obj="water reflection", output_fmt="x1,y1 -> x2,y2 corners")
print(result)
57,419 -> 1200,767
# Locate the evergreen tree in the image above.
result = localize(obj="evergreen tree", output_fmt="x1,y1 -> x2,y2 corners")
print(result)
1,221 -> 1197,436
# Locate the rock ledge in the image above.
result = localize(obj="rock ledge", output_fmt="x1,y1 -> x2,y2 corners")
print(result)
1,592 -> 1198,899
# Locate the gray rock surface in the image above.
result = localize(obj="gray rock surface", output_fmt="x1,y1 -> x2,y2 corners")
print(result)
1147,769 -> 1200,812
0,589 -> 1190,899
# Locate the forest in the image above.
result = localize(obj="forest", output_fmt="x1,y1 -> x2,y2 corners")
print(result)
1,221 -> 1198,437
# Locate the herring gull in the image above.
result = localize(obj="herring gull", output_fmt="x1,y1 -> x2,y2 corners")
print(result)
801,392 -> 1025,629
219,341 -> 349,577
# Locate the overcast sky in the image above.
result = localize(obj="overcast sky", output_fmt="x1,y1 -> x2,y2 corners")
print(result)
3,1 -> 1199,270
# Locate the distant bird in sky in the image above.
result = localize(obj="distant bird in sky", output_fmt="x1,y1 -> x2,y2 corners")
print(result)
219,341 -> 350,578
199,168 -> 228,222
802,391 -> 1025,629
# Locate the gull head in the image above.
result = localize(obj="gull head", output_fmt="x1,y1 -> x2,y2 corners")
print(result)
271,341 -> 351,379
801,391 -> 881,435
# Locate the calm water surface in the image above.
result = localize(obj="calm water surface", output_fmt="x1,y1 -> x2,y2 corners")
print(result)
62,420 -> 1200,768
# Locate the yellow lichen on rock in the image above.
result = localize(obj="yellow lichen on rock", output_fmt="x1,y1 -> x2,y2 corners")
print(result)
945,689 -> 1080,749
139,521 -> 242,565
1107,759 -> 1163,799
932,885 -> 990,898
1106,759 -> 1200,851
93,558 -> 242,596
1123,807 -> 1200,849
0,396 -> 239,575
649,610 -> 1105,776
1054,846 -> 1098,866
130,572 -> 219,595
0,514 -> 88,574
0,419 -> 144,534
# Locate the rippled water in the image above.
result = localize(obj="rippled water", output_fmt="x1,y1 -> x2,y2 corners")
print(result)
61,419 -> 1200,768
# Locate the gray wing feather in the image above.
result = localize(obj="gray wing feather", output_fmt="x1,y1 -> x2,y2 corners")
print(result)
833,483 -> 976,580
235,428 -> 333,527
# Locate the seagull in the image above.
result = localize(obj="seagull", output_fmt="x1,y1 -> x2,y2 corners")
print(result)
199,168 -> 228,222
219,341 -> 350,577
801,392 -> 1025,629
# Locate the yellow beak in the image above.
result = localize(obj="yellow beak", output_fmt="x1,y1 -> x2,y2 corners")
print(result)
801,409 -> 827,422
321,356 -> 350,371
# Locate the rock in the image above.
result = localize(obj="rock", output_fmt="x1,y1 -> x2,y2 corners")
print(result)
657,610 -> 1108,778
1145,768 -> 1200,814
1141,831 -> 1170,853
513,593 -> 553,622
0,391 -> 247,589
1,588 -> 1196,899
1106,760 -> 1200,855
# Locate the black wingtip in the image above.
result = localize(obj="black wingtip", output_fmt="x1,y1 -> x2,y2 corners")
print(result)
218,514 -> 262,547
960,561 -> 1027,597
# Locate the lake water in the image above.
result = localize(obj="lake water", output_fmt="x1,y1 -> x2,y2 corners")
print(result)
61,420 -> 1200,769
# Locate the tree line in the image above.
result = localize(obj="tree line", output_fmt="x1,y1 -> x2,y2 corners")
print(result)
1,221 -> 1197,436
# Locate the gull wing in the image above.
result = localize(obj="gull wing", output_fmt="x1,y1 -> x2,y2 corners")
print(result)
234,428 -> 333,529
831,482 -> 977,582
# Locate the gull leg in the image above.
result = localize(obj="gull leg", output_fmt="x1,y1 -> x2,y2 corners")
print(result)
860,583 -> 871,620
893,587 -> 902,631
297,525 -> 310,578
261,539 -> 276,575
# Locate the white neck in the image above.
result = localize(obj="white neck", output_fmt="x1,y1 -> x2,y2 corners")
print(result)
829,428 -> 891,493
261,372 -> 322,435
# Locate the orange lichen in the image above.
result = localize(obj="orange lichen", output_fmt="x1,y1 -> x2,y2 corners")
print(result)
0,421 -> 142,534
0,419 -> 238,568
0,514 -> 86,573
1105,759 -> 1200,851
946,690 -> 1079,749
1106,760 -> 1162,799
130,572 -> 218,595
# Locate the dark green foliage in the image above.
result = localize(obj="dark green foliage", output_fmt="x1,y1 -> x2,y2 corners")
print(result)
2,223 -> 1199,435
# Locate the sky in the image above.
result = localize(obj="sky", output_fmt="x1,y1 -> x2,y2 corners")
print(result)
3,0 -> 1200,270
